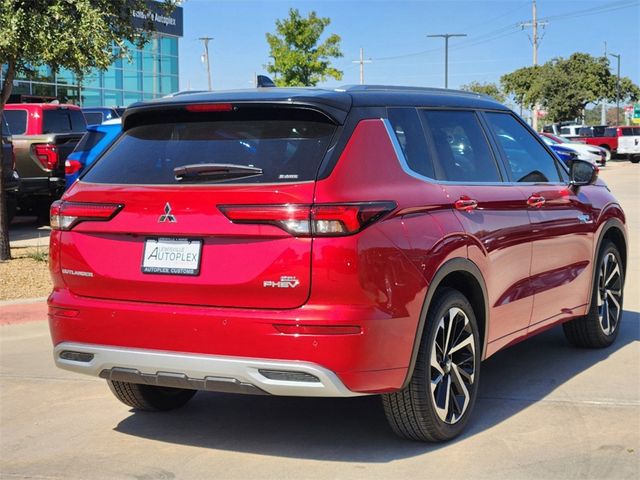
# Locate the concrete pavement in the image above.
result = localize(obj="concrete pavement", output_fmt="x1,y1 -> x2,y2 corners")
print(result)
1,162 -> 638,479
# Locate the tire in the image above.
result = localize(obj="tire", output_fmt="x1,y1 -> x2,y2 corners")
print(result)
630,155 -> 640,164
382,287 -> 481,442
107,380 -> 197,411
563,240 -> 624,348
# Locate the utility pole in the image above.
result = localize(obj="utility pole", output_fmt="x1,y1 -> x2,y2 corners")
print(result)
519,0 -> 548,130
352,48 -> 372,85
609,53 -> 621,126
198,37 -> 213,90
427,33 -> 467,89
601,41 -> 607,125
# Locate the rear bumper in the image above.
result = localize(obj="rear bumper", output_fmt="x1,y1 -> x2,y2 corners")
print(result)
55,342 -> 362,397
48,288 -> 416,395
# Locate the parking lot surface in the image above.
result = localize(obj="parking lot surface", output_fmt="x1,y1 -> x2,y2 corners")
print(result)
1,162 -> 638,479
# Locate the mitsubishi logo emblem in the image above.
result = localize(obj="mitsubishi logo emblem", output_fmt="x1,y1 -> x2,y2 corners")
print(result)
158,203 -> 176,223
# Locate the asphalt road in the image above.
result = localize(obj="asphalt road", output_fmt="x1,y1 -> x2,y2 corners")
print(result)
1,162 -> 639,480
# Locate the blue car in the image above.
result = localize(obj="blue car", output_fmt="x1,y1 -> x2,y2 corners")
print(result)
65,119 -> 121,188
547,144 -> 578,166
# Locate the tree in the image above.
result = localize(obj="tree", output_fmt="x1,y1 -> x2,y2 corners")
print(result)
266,9 -> 343,87
460,81 -> 505,103
501,53 -> 640,124
0,0 -> 175,261
500,65 -> 545,113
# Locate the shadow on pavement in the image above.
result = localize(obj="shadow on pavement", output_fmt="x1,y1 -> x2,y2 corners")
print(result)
114,309 -> 639,462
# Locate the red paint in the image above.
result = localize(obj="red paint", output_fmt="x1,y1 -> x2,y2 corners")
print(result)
49,116 -> 627,394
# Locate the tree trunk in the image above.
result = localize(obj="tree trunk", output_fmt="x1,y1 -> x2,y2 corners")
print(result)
0,60 -> 17,261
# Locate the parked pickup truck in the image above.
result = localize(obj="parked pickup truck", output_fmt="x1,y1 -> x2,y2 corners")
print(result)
3,104 -> 86,218
568,125 -> 640,157
617,126 -> 640,163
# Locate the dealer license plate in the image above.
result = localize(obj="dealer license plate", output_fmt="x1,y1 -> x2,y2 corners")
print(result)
141,238 -> 202,276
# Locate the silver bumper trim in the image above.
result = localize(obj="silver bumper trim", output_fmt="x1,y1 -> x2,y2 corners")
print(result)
54,342 -> 363,397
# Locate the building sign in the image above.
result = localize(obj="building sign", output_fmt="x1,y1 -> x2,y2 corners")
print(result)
633,103 -> 640,125
132,1 -> 183,37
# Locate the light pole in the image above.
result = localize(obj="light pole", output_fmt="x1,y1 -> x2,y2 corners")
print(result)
609,53 -> 621,126
427,33 -> 467,89
198,37 -> 213,91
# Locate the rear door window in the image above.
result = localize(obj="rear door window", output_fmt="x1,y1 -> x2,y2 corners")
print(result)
420,110 -> 501,182
43,109 -> 86,133
83,112 -> 103,125
387,107 -> 434,179
73,130 -> 107,154
82,109 -> 336,185
3,110 -> 27,134
485,112 -> 562,183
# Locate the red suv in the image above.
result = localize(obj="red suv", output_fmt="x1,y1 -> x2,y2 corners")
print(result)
48,87 -> 627,442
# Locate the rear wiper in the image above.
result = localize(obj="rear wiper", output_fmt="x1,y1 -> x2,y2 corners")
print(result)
174,163 -> 263,182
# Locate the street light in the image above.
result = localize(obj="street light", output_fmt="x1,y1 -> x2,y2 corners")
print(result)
609,53 -> 621,126
427,33 -> 467,89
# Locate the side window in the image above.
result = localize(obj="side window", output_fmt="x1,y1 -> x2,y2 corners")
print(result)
485,112 -> 561,183
421,110 -> 501,182
3,110 -> 27,135
387,107 -> 434,179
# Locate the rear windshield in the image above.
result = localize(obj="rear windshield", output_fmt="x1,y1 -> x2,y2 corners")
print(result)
43,109 -> 87,134
4,110 -> 27,134
83,110 -> 336,185
83,112 -> 103,125
73,130 -> 107,154
621,127 -> 640,136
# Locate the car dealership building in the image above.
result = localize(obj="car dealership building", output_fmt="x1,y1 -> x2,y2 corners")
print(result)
2,3 -> 183,107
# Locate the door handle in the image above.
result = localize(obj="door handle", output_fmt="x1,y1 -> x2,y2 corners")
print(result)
454,196 -> 478,212
527,194 -> 546,208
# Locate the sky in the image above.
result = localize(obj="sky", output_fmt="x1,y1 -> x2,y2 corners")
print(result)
178,0 -> 640,101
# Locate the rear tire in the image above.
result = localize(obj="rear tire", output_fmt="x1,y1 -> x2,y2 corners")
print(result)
630,155 -> 640,164
563,240 -> 624,348
382,287 -> 481,442
107,380 -> 197,411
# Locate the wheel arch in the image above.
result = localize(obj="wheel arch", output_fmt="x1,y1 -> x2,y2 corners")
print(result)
400,257 -> 489,389
587,217 -> 627,308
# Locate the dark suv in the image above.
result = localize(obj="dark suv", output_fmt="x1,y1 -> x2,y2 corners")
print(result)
49,86 -> 627,442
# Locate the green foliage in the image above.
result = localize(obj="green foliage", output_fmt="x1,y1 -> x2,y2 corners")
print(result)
265,8 -> 343,87
460,81 -> 505,103
501,53 -> 640,123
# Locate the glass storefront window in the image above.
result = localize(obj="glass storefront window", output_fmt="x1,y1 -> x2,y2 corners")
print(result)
123,91 -> 143,106
57,85 -> 80,104
160,56 -> 178,76
103,90 -> 123,107
123,70 -> 142,92
56,68 -> 75,85
81,88 -> 102,107
103,67 -> 123,90
81,70 -> 101,89
160,37 -> 178,56
32,83 -> 56,98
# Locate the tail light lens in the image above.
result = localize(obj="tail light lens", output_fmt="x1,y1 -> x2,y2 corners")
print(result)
219,202 -> 396,237
50,201 -> 123,230
32,143 -> 59,170
65,160 -> 82,175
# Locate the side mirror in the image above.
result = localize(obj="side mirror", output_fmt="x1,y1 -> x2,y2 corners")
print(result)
570,159 -> 598,187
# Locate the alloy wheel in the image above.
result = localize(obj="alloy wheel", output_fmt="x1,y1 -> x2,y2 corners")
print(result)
430,307 -> 476,424
597,252 -> 623,335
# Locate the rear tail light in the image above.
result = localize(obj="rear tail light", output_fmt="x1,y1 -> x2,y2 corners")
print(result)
65,160 -> 82,175
32,143 -> 59,170
50,201 -> 123,230
219,202 -> 396,237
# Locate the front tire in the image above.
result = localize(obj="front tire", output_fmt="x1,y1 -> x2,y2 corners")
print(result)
382,288 -> 481,442
107,380 -> 197,411
563,240 -> 624,348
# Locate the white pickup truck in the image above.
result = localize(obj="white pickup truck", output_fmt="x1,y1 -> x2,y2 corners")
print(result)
617,125 -> 640,163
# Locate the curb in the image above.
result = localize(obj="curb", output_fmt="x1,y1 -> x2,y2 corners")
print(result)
0,299 -> 48,325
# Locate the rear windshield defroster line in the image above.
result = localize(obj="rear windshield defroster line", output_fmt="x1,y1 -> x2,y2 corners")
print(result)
82,108 -> 337,185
